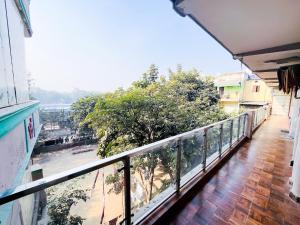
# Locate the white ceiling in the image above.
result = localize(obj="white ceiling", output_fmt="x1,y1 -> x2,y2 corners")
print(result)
174,0 -> 300,87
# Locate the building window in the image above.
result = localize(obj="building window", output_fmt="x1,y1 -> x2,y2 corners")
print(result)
252,85 -> 260,92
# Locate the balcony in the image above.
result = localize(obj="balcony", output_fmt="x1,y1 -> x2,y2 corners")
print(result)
1,106 -> 294,225
163,115 -> 299,225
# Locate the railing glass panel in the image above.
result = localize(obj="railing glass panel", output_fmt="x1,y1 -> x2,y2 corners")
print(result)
180,130 -> 205,185
0,193 -> 36,225
252,106 -> 269,131
31,164 -> 123,225
232,117 -> 239,144
239,115 -> 246,138
131,141 -> 177,223
222,120 -> 232,152
0,111 -> 256,225
206,125 -> 221,165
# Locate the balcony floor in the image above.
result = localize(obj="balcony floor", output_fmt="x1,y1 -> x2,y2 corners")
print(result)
167,116 -> 300,225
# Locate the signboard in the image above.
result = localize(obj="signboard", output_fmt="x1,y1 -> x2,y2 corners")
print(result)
24,113 -> 36,151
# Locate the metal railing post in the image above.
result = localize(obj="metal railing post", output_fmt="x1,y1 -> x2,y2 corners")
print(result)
229,120 -> 233,148
242,115 -> 246,137
253,111 -> 256,128
123,157 -> 132,225
237,116 -> 241,140
175,139 -> 182,193
219,124 -> 223,158
203,129 -> 208,171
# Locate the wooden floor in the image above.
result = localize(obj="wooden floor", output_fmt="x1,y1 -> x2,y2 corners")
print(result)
167,116 -> 300,225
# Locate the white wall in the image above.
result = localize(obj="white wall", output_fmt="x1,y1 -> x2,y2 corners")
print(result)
272,89 -> 290,115
6,0 -> 29,104
0,0 -> 29,109
0,123 -> 26,192
0,0 -> 16,107
0,1 -> 34,224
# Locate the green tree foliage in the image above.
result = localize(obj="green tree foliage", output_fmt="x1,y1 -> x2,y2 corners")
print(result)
73,64 -> 228,202
70,96 -> 98,137
86,65 -> 226,155
72,64 -> 227,201
47,181 -> 90,225
133,64 -> 159,88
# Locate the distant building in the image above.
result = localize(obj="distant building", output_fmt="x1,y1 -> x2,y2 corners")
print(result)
240,78 -> 272,109
214,72 -> 272,113
214,72 -> 246,113
0,1 -> 40,225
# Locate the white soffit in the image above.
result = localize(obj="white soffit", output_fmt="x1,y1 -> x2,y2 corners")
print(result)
258,72 -> 278,87
174,0 -> 300,83
243,49 -> 300,72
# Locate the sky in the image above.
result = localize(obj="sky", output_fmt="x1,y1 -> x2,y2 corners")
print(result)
25,0 -> 242,92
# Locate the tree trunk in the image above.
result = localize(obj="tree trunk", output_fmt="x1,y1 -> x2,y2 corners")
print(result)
138,169 -> 148,199
168,171 -> 174,182
148,164 -> 155,202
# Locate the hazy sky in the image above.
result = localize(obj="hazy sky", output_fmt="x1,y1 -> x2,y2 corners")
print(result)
25,0 -> 242,92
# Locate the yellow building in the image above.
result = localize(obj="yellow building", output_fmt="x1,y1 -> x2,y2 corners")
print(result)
214,73 -> 272,113
214,72 -> 246,113
240,79 -> 272,109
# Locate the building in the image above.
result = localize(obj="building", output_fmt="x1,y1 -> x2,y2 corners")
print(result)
214,72 -> 273,113
214,72 -> 245,113
240,76 -> 273,109
0,0 -> 40,224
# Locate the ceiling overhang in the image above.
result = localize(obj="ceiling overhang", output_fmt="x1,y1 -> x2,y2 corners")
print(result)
171,0 -> 300,88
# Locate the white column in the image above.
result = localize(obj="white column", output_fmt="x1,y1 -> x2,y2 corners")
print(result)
291,104 -> 300,198
289,92 -> 300,138
290,95 -> 300,185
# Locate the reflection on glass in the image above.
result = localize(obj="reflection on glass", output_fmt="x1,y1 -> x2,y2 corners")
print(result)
45,164 -> 124,225
206,125 -> 221,163
252,107 -> 266,130
239,115 -> 245,138
0,194 -> 36,225
180,131 -> 204,184
0,112 -> 257,225
222,120 -> 231,152
131,141 -> 177,222
232,117 -> 239,144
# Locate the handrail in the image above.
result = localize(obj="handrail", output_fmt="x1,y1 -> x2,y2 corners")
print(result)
0,110 -> 267,225
0,113 -> 247,204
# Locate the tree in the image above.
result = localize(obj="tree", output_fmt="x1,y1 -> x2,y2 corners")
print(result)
70,96 -> 98,137
76,65 -> 228,204
133,64 -> 159,88
47,181 -> 90,225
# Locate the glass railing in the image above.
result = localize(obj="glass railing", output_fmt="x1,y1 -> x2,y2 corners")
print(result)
0,109 -> 269,225
252,105 -> 270,130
